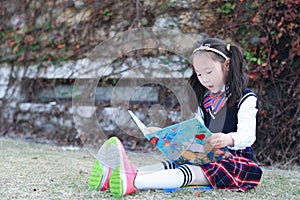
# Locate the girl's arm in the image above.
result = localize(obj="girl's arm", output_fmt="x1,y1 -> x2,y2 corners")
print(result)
227,95 -> 258,150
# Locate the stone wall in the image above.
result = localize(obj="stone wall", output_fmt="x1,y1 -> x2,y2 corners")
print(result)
0,0 -> 214,146
0,55 -> 195,145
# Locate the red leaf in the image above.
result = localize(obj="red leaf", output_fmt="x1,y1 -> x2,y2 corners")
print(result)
25,35 -> 35,43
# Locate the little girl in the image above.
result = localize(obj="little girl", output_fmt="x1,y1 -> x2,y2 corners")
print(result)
88,38 -> 263,198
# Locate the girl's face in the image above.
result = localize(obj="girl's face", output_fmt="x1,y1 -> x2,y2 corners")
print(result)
192,53 -> 229,93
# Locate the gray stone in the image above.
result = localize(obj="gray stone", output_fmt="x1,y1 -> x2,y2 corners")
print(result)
24,65 -> 39,78
19,103 -> 32,112
99,107 -> 118,131
0,65 -> 11,98
152,14 -> 180,32
168,0 -> 197,9
0,86 -> 8,99
35,85 -> 73,100
74,106 -> 96,118
34,118 -> 43,127
49,116 -> 58,124
16,113 -> 32,122
3,44 -> 193,81
0,64 -> 11,85
42,124 -> 56,134
1,100 -> 18,123
30,104 -> 53,113
64,119 -> 74,128
19,103 -> 65,113
168,110 -> 181,123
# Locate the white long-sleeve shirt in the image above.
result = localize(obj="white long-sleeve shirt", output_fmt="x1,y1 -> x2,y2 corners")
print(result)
196,95 -> 258,150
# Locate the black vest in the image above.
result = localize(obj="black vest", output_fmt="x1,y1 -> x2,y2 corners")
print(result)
200,89 -> 257,134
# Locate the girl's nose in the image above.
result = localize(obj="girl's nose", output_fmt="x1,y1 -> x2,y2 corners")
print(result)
201,75 -> 209,83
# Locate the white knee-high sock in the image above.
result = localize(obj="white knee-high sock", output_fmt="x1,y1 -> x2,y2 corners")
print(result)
134,164 -> 206,189
137,160 -> 177,173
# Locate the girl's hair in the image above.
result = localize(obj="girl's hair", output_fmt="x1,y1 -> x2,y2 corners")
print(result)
187,38 -> 248,112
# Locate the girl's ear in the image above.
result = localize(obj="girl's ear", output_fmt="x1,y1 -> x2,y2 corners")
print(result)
225,58 -> 230,71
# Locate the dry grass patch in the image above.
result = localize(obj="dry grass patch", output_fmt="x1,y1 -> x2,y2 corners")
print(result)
0,137 -> 299,200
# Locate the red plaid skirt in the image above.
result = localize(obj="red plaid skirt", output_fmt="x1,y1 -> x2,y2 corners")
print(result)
200,148 -> 263,192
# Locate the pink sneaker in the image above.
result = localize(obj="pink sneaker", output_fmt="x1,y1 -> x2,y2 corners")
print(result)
109,139 -> 137,198
88,137 -> 126,191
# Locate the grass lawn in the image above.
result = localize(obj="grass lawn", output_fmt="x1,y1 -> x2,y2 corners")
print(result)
0,137 -> 299,200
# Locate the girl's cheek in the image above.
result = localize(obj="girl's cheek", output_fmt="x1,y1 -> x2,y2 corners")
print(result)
198,77 -> 203,84
214,72 -> 223,81
198,78 -> 205,86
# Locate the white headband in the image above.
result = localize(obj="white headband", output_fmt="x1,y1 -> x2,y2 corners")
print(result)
192,44 -> 228,60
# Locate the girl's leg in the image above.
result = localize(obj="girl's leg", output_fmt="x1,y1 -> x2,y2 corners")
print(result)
110,154 -> 210,197
137,160 -> 177,173
93,137 -> 210,197
134,164 -> 210,189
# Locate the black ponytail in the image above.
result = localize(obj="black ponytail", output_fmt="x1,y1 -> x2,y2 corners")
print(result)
226,45 -> 248,108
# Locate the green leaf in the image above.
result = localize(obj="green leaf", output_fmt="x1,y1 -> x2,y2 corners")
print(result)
161,59 -> 171,64
61,91 -> 68,96
0,31 -> 7,38
14,34 -> 22,43
141,18 -> 148,26
177,67 -> 188,73
124,19 -> 131,25
31,45 -> 40,51
103,9 -> 113,17
257,58 -> 262,65
221,2 -> 233,14
44,20 -> 52,30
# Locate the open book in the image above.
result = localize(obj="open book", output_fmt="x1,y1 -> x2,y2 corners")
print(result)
128,110 -> 232,166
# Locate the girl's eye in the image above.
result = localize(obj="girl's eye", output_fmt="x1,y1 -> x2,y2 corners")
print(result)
197,74 -> 201,77
207,71 -> 212,74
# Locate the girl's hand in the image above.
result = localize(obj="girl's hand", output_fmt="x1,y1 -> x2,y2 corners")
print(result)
147,126 -> 162,133
206,133 -> 234,148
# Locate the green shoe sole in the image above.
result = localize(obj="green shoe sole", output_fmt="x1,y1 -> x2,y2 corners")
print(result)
88,160 -> 103,190
109,166 -> 123,198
